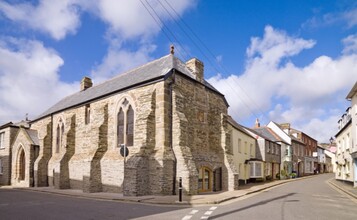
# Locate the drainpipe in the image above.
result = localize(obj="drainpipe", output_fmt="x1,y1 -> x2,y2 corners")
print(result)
170,70 -> 177,195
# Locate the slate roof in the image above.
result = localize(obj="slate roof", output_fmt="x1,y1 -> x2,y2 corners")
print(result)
26,129 -> 39,146
34,54 -> 225,121
227,116 -> 255,139
252,127 -> 283,144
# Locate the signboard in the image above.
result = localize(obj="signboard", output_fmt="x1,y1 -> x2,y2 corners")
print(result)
120,145 -> 129,157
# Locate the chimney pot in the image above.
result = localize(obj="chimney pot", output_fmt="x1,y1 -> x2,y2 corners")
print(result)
255,118 -> 260,128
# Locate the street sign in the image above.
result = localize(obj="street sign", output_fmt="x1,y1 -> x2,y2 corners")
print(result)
120,145 -> 129,157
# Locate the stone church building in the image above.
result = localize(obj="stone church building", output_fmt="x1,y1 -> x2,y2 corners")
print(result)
0,50 -> 238,196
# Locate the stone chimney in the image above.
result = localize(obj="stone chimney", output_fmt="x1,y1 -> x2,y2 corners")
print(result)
255,118 -> 260,128
280,123 -> 290,133
80,76 -> 93,91
186,58 -> 204,83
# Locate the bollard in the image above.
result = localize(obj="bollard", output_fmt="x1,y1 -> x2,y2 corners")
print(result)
179,177 -> 182,202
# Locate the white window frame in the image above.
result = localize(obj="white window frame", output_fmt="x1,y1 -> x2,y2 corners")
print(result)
250,161 -> 263,178
0,132 -> 4,149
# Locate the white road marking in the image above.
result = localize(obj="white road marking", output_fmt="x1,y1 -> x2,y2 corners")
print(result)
182,215 -> 192,220
204,211 -> 213,215
200,216 -> 209,219
209,206 -> 217,211
189,210 -> 199,214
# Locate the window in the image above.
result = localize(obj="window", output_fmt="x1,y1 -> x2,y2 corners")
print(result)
238,139 -> 242,153
117,109 -> 124,146
250,161 -> 263,178
346,133 -> 350,149
239,163 -> 243,175
0,132 -> 4,149
250,144 -> 254,156
267,141 -> 270,153
127,106 -> 134,146
56,119 -> 64,154
117,99 -> 135,147
56,125 -> 60,153
0,158 -> 3,174
85,104 -> 91,124
198,167 -> 212,192
271,143 -> 274,154
19,148 -> 25,180
244,141 -> 247,154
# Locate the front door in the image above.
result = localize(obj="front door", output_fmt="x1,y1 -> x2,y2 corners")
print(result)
213,167 -> 222,191
198,167 -> 212,193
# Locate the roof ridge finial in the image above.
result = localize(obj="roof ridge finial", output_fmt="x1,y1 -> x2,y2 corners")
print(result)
170,45 -> 174,55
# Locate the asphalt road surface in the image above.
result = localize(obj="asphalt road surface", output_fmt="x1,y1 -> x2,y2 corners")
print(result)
0,189 -> 184,220
137,173 -> 357,220
1,174 -> 356,220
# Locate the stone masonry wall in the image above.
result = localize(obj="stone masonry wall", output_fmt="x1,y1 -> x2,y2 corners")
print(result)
11,129 -> 35,187
0,127 -> 18,185
172,73 -> 234,194
32,117 -> 52,187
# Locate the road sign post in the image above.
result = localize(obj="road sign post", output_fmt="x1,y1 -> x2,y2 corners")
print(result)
179,177 -> 182,202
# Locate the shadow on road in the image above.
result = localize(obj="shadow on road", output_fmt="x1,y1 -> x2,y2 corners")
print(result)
209,192 -> 296,219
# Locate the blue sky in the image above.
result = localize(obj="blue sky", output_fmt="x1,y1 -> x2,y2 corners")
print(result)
0,0 -> 357,143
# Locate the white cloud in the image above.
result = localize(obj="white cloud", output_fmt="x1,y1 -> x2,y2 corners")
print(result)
0,0 -> 81,40
0,0 -> 197,125
0,37 -> 78,124
87,0 -> 195,81
342,34 -> 357,54
94,0 -> 195,40
342,8 -> 357,28
208,25 -> 357,142
246,26 -> 315,68
302,7 -> 357,30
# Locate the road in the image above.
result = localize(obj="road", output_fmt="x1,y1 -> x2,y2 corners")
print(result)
137,174 -> 357,220
0,189 -> 184,220
1,174 -> 356,220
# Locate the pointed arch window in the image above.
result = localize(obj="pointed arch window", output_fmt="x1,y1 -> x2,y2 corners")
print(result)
126,106 -> 134,147
117,109 -> 125,146
117,99 -> 135,147
56,119 -> 64,154
19,148 -> 25,180
56,125 -> 60,153
85,104 -> 91,124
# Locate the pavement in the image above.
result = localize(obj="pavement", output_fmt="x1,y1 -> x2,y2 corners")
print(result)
2,174 -> 355,206
328,177 -> 357,200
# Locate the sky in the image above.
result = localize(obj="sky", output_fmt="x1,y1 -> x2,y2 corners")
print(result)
0,0 -> 357,143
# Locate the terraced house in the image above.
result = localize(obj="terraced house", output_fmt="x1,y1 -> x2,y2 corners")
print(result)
346,81 -> 357,188
0,50 -> 239,196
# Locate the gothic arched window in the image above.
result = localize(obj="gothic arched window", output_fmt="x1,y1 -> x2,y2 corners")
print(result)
56,125 -> 60,153
117,108 -> 125,146
55,119 -> 64,154
117,99 -> 134,147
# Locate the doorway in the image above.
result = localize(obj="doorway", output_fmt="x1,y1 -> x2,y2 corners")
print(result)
198,167 -> 212,192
